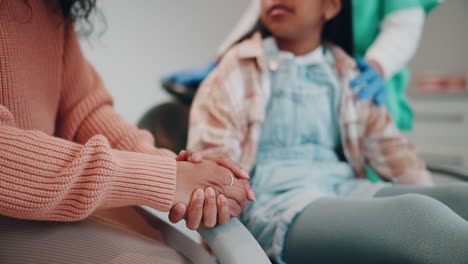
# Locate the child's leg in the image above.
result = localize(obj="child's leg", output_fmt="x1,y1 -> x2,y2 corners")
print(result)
283,194 -> 468,264
375,183 -> 468,221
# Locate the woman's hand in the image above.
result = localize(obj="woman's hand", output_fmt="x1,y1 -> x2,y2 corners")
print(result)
177,150 -> 255,200
169,150 -> 255,229
174,160 -> 248,207
169,188 -> 231,229
351,58 -> 386,106
176,150 -> 255,202
171,159 -> 249,229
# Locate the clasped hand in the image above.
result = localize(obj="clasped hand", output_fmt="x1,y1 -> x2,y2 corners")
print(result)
171,150 -> 255,230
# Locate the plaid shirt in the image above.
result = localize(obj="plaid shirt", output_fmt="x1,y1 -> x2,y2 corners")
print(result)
188,33 -> 432,185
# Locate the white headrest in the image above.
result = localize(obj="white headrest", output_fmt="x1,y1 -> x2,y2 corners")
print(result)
217,0 -> 261,56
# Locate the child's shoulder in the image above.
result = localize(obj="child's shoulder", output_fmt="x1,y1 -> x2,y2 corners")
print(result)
217,32 -> 265,69
324,43 -> 356,78
207,33 -> 264,88
200,34 -> 265,101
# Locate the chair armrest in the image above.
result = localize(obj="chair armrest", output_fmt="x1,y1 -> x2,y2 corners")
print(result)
198,218 -> 271,264
137,206 -> 217,263
427,164 -> 468,182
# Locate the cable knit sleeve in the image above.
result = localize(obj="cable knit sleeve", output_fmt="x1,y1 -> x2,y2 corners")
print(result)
56,23 -> 175,158
0,105 -> 176,221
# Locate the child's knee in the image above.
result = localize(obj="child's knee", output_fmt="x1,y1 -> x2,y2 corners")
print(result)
391,194 -> 454,220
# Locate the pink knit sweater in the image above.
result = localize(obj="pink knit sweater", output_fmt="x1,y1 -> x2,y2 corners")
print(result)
0,0 -> 177,221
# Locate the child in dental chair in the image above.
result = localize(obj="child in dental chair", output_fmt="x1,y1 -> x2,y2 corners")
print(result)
188,0 -> 468,263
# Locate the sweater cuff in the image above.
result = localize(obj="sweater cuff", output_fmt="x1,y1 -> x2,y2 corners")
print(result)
134,143 -> 178,159
104,149 -> 177,212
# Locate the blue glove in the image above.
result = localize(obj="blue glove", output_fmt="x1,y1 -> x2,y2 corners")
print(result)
162,60 -> 218,86
350,58 -> 386,106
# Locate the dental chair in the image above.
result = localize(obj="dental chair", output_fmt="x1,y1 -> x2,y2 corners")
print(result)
137,206 -> 271,264
136,80 -> 468,264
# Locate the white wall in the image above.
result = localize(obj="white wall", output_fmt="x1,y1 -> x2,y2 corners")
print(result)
410,0 -> 468,78
81,0 -> 250,124
406,0 -> 468,171
83,0 -> 468,123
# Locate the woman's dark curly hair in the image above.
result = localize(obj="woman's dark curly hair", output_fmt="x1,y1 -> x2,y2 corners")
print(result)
58,0 -> 101,34
22,0 -> 101,34
22,0 -> 97,21
58,0 -> 97,22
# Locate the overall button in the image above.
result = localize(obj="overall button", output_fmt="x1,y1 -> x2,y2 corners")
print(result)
268,60 -> 279,71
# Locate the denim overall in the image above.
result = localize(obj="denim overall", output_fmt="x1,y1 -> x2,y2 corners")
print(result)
240,38 -> 388,263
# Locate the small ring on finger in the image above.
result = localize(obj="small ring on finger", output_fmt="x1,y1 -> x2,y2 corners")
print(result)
229,174 -> 234,186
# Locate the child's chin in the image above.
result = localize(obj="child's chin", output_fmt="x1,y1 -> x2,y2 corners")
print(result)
269,27 -> 299,40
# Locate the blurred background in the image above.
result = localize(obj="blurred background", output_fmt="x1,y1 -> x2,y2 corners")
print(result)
81,0 -> 250,125
81,0 -> 468,172
405,0 -> 468,172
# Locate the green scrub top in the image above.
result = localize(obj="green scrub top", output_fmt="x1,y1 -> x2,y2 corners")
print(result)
352,0 -> 441,131
352,0 -> 441,182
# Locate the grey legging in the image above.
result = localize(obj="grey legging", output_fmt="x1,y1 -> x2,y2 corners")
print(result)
283,183 -> 468,264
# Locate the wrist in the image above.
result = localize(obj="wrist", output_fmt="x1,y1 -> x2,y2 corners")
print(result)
367,59 -> 384,78
175,161 -> 197,206
174,161 -> 186,205
367,59 -> 384,77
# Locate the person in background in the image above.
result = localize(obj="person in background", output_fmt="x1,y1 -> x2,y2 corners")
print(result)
0,1 -> 253,263
350,0 -> 442,181
350,0 -> 442,130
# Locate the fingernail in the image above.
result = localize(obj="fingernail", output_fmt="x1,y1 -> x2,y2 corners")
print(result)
195,189 -> 204,199
249,189 -> 256,201
192,152 -> 203,162
241,169 -> 250,179
207,187 -> 215,197
219,195 -> 227,205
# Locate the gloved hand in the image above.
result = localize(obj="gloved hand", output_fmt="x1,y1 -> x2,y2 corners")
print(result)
162,60 -> 218,86
350,58 -> 386,106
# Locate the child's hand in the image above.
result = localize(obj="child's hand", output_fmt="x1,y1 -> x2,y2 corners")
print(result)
351,58 -> 386,106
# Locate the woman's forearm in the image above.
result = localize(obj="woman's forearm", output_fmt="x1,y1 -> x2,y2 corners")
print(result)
0,106 -> 176,222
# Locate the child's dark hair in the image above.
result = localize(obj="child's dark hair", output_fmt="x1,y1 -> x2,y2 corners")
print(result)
235,0 -> 354,55
322,0 -> 353,54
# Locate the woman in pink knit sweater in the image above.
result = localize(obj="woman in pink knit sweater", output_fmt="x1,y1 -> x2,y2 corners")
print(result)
0,1 -> 253,262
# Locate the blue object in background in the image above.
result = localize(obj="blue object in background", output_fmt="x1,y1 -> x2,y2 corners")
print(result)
162,57 -> 388,107
162,60 -> 218,86
350,57 -> 387,106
